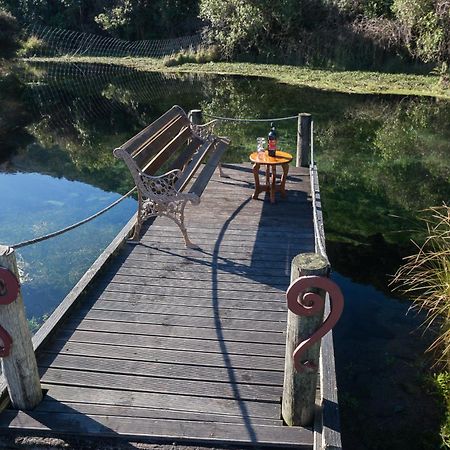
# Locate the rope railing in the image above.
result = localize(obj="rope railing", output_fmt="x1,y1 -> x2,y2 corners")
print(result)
203,113 -> 299,123
11,187 -> 136,249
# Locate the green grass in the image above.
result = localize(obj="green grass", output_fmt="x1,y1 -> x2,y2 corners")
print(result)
23,56 -> 450,99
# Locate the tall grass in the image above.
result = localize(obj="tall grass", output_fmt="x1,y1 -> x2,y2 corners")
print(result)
393,205 -> 450,367
393,205 -> 450,447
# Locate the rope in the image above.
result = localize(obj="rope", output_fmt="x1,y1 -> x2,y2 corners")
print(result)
12,187 -> 137,249
202,114 -> 299,123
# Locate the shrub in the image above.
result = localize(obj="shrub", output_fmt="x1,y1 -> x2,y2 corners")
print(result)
0,9 -> 19,58
18,36 -> 47,57
163,45 -> 220,66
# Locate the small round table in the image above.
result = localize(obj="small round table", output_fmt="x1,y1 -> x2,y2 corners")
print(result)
249,151 -> 293,203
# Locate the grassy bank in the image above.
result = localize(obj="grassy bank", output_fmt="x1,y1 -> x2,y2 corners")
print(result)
23,56 -> 450,100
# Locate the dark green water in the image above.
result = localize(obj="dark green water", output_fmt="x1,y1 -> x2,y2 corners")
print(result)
1,61 -> 450,449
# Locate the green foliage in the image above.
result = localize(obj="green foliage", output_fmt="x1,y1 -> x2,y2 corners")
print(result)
94,0 -> 199,40
392,0 -> 450,65
199,0 -> 265,58
0,9 -> 19,58
163,46 -> 220,66
429,371 -> 450,447
17,36 -> 46,57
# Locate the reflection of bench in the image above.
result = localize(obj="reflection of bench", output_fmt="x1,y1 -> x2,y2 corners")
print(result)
114,105 -> 229,248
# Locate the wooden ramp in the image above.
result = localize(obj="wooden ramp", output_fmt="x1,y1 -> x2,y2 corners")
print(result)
0,164 -> 316,448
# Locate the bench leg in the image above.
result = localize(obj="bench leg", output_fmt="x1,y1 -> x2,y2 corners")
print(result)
167,198 -> 199,249
129,191 -> 144,242
218,162 -> 229,178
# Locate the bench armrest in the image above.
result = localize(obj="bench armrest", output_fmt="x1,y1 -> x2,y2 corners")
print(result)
138,169 -> 182,201
190,119 -> 219,142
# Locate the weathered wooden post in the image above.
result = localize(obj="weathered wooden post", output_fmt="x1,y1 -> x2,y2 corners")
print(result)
188,109 -> 202,125
296,113 -> 312,168
282,252 -> 329,426
0,245 -> 42,409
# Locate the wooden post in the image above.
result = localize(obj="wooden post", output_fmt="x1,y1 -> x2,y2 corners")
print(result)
0,245 -> 42,409
297,113 -> 312,168
188,109 -> 202,125
282,252 -> 329,426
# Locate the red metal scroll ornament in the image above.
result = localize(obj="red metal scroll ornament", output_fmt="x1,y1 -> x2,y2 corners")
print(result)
0,267 -> 19,357
0,267 -> 20,305
286,275 -> 344,372
0,327 -> 12,357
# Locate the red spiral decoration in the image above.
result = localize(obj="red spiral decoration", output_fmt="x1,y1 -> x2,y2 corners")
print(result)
286,275 -> 344,372
0,267 -> 20,305
0,326 -> 12,357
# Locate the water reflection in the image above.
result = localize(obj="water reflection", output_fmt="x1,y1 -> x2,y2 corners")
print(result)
1,60 -> 450,449
0,172 -> 136,325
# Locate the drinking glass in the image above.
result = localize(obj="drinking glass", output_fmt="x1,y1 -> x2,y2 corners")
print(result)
257,137 -> 265,159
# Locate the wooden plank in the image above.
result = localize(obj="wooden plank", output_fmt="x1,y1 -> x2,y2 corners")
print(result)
144,224 -> 314,238
43,340 -> 285,372
92,290 -> 287,312
0,410 -> 313,448
52,329 -> 285,358
34,399 -> 282,426
41,385 -> 280,419
106,263 -> 291,286
105,274 -> 285,294
99,282 -> 287,303
121,248 -> 307,268
127,245 -> 314,260
61,317 -> 287,345
73,309 -> 286,334
89,299 -> 287,322
40,368 -> 281,403
189,138 -> 229,197
38,353 -> 284,386
138,234 -> 313,249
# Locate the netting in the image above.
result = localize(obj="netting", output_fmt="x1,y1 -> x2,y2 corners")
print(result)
24,24 -> 202,58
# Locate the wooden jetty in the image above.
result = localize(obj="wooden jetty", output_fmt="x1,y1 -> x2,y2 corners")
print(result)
0,144 -> 341,447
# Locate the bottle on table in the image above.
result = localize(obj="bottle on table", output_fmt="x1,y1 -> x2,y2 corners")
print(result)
268,123 -> 277,157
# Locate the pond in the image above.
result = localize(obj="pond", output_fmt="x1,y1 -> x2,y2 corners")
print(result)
1,60 -> 450,449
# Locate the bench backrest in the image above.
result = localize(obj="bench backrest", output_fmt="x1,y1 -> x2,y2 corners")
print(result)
114,105 -> 204,178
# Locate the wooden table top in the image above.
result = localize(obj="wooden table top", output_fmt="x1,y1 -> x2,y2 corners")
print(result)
249,151 -> 293,165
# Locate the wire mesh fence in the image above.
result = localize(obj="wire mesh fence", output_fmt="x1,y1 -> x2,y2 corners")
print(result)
23,24 -> 202,58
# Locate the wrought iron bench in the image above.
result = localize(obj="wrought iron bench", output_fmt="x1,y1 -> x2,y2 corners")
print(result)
113,105 -> 229,248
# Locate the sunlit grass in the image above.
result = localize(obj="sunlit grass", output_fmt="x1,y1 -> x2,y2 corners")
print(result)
22,56 -> 450,99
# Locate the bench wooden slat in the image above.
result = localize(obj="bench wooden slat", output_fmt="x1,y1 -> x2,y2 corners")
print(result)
168,136 -> 203,171
132,116 -> 187,169
142,125 -> 193,175
121,105 -> 185,154
189,138 -> 229,197
176,139 -> 216,191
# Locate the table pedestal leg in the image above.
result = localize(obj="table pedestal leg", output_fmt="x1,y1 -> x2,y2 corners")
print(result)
281,163 -> 289,197
252,163 -> 261,199
270,165 -> 277,204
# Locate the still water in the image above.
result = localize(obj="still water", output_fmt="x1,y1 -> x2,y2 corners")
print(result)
1,61 -> 450,449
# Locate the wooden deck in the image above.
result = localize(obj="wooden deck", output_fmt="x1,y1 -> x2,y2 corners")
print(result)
0,163 -> 317,448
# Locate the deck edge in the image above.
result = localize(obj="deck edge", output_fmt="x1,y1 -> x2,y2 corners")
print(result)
310,163 -> 342,450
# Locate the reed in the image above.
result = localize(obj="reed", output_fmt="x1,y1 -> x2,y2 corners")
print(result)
393,205 -> 450,368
